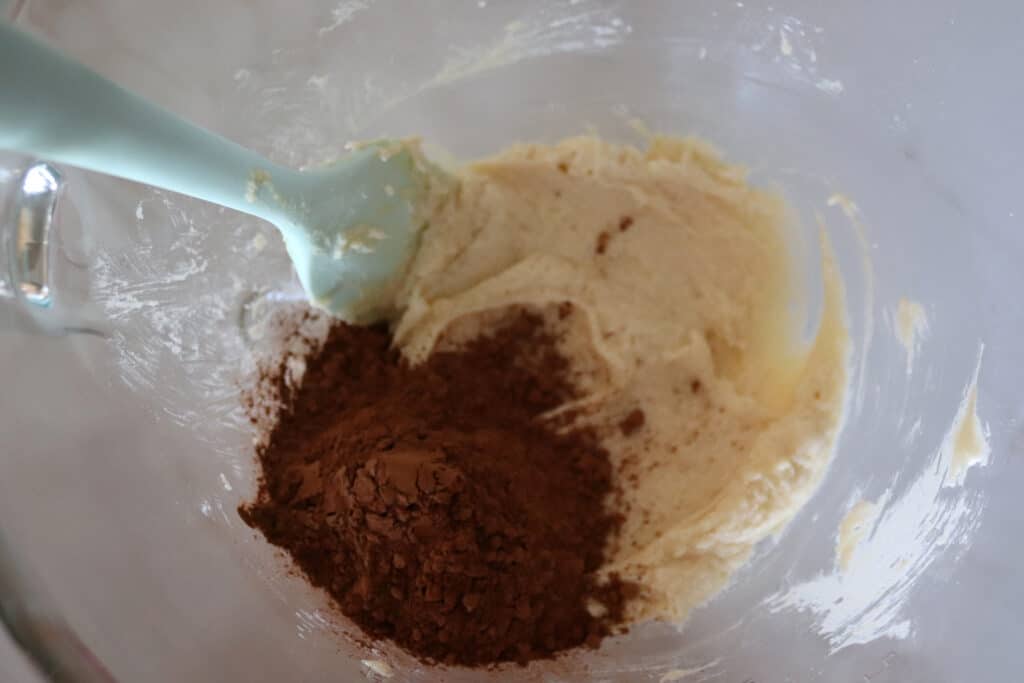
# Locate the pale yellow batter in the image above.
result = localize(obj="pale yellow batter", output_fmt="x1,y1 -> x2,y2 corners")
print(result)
389,136 -> 850,621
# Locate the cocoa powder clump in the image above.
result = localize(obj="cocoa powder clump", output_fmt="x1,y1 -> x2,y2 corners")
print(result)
240,311 -> 636,667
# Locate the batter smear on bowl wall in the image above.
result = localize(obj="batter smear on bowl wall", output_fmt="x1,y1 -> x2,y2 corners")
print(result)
240,135 -> 851,667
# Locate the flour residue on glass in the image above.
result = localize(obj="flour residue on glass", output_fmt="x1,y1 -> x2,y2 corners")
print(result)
943,353 -> 990,486
331,0 -> 632,136
764,345 -> 990,652
658,659 -> 721,682
893,298 -> 928,373
738,11 -> 845,96
318,0 -> 372,36
89,182 -> 298,513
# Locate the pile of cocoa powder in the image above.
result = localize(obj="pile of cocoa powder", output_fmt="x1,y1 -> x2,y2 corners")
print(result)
239,308 -> 637,667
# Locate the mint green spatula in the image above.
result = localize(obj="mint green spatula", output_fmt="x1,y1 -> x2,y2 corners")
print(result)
0,22 -> 432,322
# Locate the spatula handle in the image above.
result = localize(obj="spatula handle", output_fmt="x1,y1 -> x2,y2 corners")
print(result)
0,22 -> 287,222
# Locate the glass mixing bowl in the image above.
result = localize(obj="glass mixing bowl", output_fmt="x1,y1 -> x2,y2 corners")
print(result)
2,1 -> 1021,681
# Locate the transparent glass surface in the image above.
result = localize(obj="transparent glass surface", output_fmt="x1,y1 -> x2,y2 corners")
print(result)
1,1 -> 1021,681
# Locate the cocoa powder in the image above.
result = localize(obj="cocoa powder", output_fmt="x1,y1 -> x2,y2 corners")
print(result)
239,310 -> 636,667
